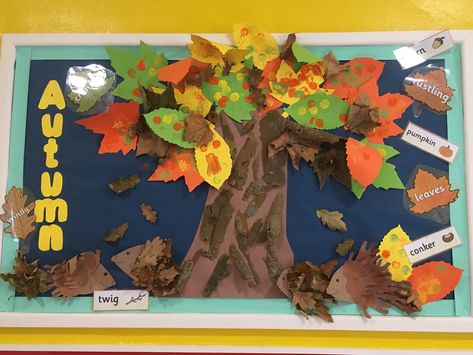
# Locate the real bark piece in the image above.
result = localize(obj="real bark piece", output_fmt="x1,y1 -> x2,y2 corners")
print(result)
228,134 -> 257,190
277,260 -> 338,322
235,211 -> 249,253
247,219 -> 264,248
335,238 -> 355,257
205,204 -> 235,259
199,189 -> 234,243
109,174 -> 141,194
49,250 -> 115,298
104,222 -> 129,242
140,203 -> 158,223
234,117 -> 257,136
131,237 -> 181,297
0,186 -> 36,240
203,254 -> 231,297
310,140 -> 351,189
220,118 -> 237,159
176,249 -> 202,294
0,251 -> 52,299
323,51 -> 340,81
327,242 -> 422,318
316,209 -> 348,232
184,113 -> 213,147
264,245 -> 282,281
345,93 -> 381,135
262,193 -> 284,242
229,243 -> 257,287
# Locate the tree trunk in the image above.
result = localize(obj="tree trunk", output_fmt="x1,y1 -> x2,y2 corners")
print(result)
180,111 -> 294,298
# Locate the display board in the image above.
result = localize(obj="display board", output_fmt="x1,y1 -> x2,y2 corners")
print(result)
0,30 -> 472,331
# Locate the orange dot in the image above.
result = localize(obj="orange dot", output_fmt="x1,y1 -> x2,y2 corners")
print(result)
308,82 -> 318,90
240,27 -> 249,36
309,117 -> 315,125
339,114 -> 347,122
128,68 -> 136,78
288,78 -> 299,87
212,140 -> 221,149
245,95 -> 254,104
208,76 -> 219,85
132,87 -> 141,97
218,96 -> 228,107
173,122 -> 183,131
307,100 -> 316,108
315,119 -> 324,128
200,145 -> 208,152
136,59 -> 146,71
242,81 -> 250,90
153,116 -> 161,124
382,250 -> 390,259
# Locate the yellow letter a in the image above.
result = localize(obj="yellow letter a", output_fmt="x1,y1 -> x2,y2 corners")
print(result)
38,80 -> 65,110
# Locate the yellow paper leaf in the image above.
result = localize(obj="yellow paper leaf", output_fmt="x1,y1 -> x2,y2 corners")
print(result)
377,225 -> 412,281
233,24 -> 279,69
174,85 -> 212,116
195,124 -> 232,189
269,60 -> 324,105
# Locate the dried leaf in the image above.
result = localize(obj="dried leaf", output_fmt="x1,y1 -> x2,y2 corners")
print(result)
109,174 -> 140,194
277,260 -> 338,322
0,187 -> 36,240
184,114 -> 213,147
203,254 -> 231,297
316,209 -> 347,232
0,252 -> 51,299
140,203 -> 157,223
323,51 -> 340,81
345,93 -> 381,135
335,238 -> 354,257
327,242 -> 422,318
139,85 -> 179,114
280,33 -> 297,61
131,237 -> 181,297
135,129 -> 170,158
310,140 -> 351,189
406,168 -> 459,214
104,222 -> 129,242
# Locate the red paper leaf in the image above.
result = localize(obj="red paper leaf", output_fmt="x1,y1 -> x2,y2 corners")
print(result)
148,146 -> 204,192
346,137 -> 383,188
76,102 -> 140,155
408,261 -> 463,304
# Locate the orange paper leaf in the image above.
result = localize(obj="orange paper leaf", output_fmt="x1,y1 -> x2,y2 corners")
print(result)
406,168 -> 459,214
408,261 -> 463,304
346,137 -> 383,188
148,146 -> 204,192
158,58 -> 193,84
76,102 -> 140,155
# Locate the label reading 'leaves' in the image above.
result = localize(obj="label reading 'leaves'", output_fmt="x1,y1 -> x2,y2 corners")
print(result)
144,108 -> 194,149
285,91 -> 349,130
406,168 -> 459,214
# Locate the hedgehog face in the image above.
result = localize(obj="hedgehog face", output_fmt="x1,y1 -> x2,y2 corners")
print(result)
326,266 -> 354,303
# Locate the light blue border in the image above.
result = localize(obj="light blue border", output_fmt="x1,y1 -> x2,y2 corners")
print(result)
2,44 -> 469,317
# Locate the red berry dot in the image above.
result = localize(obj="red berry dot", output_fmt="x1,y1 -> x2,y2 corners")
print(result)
128,69 -> 136,78
132,88 -> 141,97
173,122 -> 183,131
315,119 -> 324,128
242,81 -> 250,90
136,59 -> 146,71
153,116 -> 161,124
212,140 -> 221,149
218,96 -> 228,107
339,114 -> 347,122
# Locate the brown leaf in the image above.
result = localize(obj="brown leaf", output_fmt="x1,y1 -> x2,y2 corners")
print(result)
0,187 -> 36,240
0,252 -> 51,299
184,114 -> 213,147
335,238 -> 355,257
345,94 -> 381,135
322,51 -> 340,81
136,129 -> 169,158
109,174 -> 140,194
316,209 -> 347,232
139,85 -> 179,114
403,69 -> 454,113
406,168 -> 459,214
140,203 -> 157,223
248,67 -> 266,109
104,222 -> 129,242
280,33 -> 297,61
310,140 -> 351,189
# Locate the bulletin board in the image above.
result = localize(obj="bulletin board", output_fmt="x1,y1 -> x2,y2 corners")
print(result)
0,30 -> 473,335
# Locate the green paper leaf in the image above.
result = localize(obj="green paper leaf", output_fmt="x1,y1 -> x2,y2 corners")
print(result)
292,43 -> 322,63
360,138 -> 400,160
351,178 -> 365,199
285,92 -> 349,130
106,41 -> 167,103
202,70 -> 256,122
67,76 -> 114,113
144,108 -> 194,148
373,162 -> 404,190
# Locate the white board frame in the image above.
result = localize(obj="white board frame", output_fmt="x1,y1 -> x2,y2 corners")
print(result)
1,30 -> 473,332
